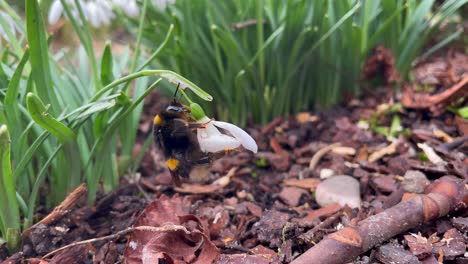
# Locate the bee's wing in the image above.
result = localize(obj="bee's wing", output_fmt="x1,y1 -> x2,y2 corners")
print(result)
169,118 -> 193,138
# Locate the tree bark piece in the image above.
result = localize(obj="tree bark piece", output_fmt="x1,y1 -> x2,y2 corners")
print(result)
23,184 -> 87,237
291,176 -> 468,264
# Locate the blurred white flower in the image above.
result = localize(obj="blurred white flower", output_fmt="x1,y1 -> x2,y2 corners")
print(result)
0,11 -> 18,41
113,0 -> 139,17
196,116 -> 258,153
86,1 -> 115,28
48,0 -> 138,28
152,0 -> 175,10
48,0 -> 64,25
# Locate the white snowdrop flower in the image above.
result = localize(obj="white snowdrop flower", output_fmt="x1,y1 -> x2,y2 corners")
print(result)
86,1 -> 114,27
48,0 -> 64,25
191,103 -> 258,154
0,11 -> 18,41
48,0 -> 136,28
85,1 -> 100,28
152,0 -> 175,10
113,0 -> 139,17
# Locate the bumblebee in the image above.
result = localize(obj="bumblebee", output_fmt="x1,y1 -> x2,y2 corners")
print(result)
153,98 -> 210,186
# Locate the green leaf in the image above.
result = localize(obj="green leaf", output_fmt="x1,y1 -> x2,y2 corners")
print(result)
26,93 -> 76,143
76,100 -> 116,120
458,107 -> 468,119
100,42 -> 114,86
25,0 -> 59,113
389,115 -> 402,136
448,106 -> 468,119
4,49 -> 30,156
159,71 -> 213,101
0,125 -> 20,252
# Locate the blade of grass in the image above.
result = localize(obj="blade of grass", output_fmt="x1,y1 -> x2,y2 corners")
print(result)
0,125 -> 20,252
25,0 -> 60,113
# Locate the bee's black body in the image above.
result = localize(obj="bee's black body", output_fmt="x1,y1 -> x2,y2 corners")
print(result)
153,100 -> 209,185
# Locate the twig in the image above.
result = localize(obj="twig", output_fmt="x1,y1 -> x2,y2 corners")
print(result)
368,140 -> 398,163
23,184 -> 87,237
417,142 -> 446,165
128,172 -> 152,202
291,176 -> 468,264
436,135 -> 468,153
298,211 -> 343,246
309,143 -> 341,169
42,224 -> 191,259
402,74 -> 468,111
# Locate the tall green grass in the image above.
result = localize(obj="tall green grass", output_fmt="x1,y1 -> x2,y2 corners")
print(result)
137,0 -> 466,125
0,0 -> 210,251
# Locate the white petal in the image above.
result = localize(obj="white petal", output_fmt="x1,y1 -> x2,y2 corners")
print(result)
212,121 -> 258,153
48,0 -> 64,25
197,117 -> 221,135
112,0 -> 125,6
86,2 -> 100,28
95,2 -> 113,25
196,118 -> 239,152
0,12 -> 12,40
198,132 -> 240,153
124,1 -> 139,17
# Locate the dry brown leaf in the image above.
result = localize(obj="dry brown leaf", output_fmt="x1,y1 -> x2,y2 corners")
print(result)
331,146 -> 356,156
123,195 -> 219,264
283,178 -> 320,191
309,143 -> 341,169
296,112 -> 319,123
293,203 -> 342,228
174,167 -> 237,194
402,75 -> 468,114
417,143 -> 446,165
362,45 -> 401,84
368,141 -> 398,163
433,129 -> 453,143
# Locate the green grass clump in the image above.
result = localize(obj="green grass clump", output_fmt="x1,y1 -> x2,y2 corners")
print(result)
0,0 -> 210,250
136,0 -> 466,125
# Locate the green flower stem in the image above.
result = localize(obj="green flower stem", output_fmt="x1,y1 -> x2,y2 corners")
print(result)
90,70 -> 213,103
178,88 -> 193,104
128,0 -> 149,80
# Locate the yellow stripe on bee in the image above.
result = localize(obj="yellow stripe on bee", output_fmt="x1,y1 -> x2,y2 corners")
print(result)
166,158 -> 179,171
153,115 -> 163,125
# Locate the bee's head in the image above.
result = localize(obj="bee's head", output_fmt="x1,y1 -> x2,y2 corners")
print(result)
166,100 -> 191,114
166,83 -> 191,115
158,100 -> 193,121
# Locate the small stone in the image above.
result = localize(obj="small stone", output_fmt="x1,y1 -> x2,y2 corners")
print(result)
320,168 -> 335,179
402,170 -> 430,193
375,243 -> 422,264
315,175 -> 361,208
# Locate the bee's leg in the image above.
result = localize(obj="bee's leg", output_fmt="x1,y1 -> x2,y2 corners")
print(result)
187,118 -> 214,130
169,170 -> 182,186
208,148 -> 241,160
166,158 -> 185,186
191,156 -> 211,166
